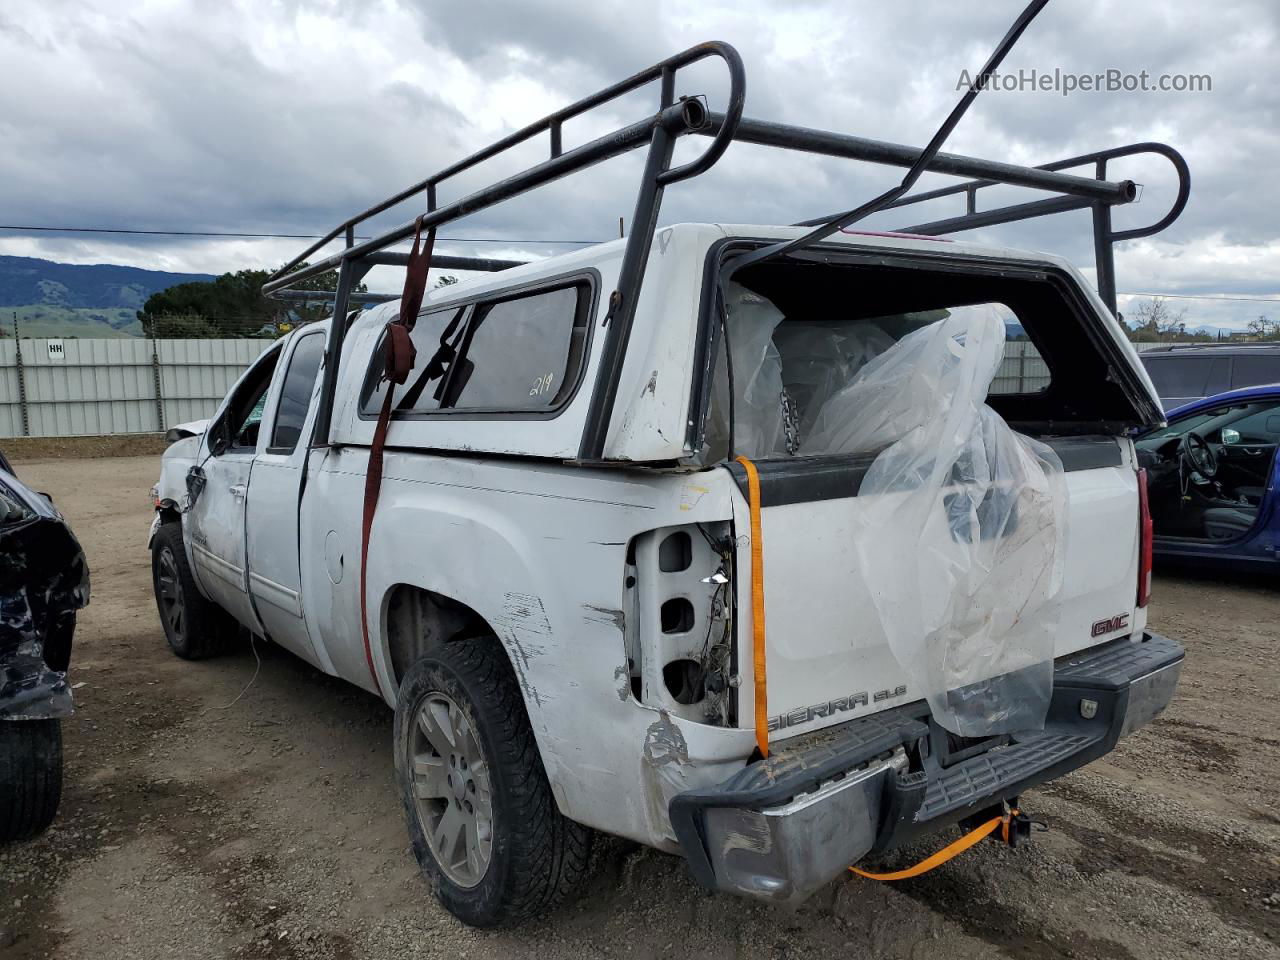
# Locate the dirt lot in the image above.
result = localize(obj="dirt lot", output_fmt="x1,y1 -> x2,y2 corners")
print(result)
1,454 -> 1277,960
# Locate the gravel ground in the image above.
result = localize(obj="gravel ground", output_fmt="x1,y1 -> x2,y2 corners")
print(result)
1,453 -> 1277,960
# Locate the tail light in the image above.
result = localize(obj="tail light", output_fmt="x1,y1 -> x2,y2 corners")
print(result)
1136,468 -> 1153,608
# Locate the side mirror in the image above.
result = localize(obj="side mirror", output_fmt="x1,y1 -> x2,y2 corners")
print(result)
185,465 -> 207,508
1221,427 -> 1241,445
210,433 -> 228,457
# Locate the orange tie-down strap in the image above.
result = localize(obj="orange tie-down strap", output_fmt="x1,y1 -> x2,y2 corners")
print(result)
849,810 -> 1018,881
734,455 -> 769,759
732,455 -> 1022,882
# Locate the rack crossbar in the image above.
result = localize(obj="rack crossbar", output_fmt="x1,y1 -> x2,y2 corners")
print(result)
262,114 -> 660,294
265,36 -> 1188,458
703,114 -> 1136,207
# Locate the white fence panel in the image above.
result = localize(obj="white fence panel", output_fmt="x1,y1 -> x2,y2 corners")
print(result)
156,339 -> 273,427
21,338 -> 157,437
991,340 -> 1052,394
0,341 -> 23,438
1,337 -> 274,439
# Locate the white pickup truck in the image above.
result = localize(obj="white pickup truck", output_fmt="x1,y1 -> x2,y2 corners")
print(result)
147,36 -> 1190,929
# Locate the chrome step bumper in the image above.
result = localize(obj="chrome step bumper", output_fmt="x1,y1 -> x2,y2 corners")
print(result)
669,632 -> 1185,904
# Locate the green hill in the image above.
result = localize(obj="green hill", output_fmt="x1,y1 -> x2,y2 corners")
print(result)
0,255 -> 214,338
3,304 -> 143,338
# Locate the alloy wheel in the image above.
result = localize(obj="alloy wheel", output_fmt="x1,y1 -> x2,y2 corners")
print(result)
156,546 -> 185,643
409,691 -> 494,887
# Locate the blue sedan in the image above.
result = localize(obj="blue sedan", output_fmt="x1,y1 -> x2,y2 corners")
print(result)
1135,383 -> 1280,570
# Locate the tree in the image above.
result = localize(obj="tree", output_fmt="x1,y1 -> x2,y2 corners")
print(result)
1136,297 -> 1188,336
1124,296 -> 1204,342
137,262 -> 367,338
1246,314 -> 1280,340
288,265 -> 369,326
140,312 -> 225,338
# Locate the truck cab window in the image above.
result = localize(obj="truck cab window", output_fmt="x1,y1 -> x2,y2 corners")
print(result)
215,347 -> 280,453
269,333 -> 326,452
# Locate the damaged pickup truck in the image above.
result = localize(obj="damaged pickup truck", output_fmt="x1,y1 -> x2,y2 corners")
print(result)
148,18 -> 1191,930
1,450 -> 89,842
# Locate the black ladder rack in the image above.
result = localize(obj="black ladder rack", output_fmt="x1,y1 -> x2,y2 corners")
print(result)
263,40 -> 1189,460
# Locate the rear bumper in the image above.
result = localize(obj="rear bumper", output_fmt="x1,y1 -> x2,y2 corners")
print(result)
669,631 -> 1184,904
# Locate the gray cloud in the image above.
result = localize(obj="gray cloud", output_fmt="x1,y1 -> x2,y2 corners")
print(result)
1,0 -> 1277,328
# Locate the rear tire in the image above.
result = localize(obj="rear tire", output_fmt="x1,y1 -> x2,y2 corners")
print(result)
0,720 -> 63,842
150,521 -> 238,660
393,636 -> 592,928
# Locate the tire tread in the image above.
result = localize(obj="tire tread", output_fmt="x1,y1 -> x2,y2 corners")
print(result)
397,636 -> 592,927
151,522 -> 238,660
0,719 -> 63,843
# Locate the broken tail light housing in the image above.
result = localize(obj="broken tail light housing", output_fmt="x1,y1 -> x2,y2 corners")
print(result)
1136,468 -> 1153,608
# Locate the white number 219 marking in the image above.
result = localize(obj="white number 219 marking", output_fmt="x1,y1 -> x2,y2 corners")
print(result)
529,372 -> 555,397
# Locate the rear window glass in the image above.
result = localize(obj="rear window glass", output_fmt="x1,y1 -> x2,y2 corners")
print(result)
449,286 -> 586,410
1230,355 -> 1280,390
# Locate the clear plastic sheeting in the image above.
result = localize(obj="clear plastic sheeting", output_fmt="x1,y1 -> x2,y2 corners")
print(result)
774,321 -> 895,444
806,307 -> 1067,736
706,288 -> 1070,734
704,283 -> 788,461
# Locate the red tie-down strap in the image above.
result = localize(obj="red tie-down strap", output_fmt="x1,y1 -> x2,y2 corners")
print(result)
359,217 -> 436,696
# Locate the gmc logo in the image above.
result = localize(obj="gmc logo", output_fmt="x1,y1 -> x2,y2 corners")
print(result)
1091,614 -> 1130,637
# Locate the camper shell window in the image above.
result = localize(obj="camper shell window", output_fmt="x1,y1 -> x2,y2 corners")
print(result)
359,277 -> 595,421
693,247 -> 1155,462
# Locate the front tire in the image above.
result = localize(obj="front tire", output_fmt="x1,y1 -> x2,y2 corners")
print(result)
393,637 -> 592,928
0,719 -> 63,842
150,521 -> 238,660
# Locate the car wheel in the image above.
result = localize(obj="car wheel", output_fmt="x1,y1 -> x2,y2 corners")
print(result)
0,719 -> 63,842
393,636 -> 592,928
150,521 -> 238,660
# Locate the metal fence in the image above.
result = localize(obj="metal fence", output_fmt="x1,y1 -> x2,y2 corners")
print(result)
0,335 -> 1179,440
0,338 -> 274,438
992,340 -> 1172,395
991,340 -> 1051,394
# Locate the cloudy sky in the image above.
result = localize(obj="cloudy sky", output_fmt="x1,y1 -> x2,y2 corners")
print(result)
1,0 -> 1277,328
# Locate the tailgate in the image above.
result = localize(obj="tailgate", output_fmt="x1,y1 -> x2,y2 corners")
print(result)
728,436 -> 1145,741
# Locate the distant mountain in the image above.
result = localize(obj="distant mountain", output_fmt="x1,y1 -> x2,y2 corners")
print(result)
1186,323 -> 1239,339
0,255 -> 215,338
0,255 -> 214,309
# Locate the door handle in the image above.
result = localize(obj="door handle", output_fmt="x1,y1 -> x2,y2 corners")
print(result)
229,483 -> 247,500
